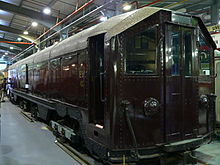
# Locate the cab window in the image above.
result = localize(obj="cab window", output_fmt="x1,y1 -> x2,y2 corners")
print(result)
125,26 -> 157,75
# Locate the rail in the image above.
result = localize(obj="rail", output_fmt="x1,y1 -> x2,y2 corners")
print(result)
55,139 -> 96,165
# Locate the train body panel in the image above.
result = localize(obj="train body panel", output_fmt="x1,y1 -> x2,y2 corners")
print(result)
8,7 -> 216,163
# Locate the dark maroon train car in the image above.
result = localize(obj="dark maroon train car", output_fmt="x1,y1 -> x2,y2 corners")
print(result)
8,7 -> 216,163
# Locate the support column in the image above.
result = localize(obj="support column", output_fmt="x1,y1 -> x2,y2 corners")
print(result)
211,0 -> 220,25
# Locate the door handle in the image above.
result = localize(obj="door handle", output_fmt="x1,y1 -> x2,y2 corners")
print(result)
172,93 -> 181,96
100,72 -> 106,102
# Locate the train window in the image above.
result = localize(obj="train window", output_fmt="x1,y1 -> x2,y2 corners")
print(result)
125,26 -> 157,75
170,31 -> 180,75
198,34 -> 211,76
184,30 -> 193,76
172,14 -> 191,26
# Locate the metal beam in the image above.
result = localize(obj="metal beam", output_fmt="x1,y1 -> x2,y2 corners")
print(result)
0,46 -> 20,54
0,1 -> 58,30
0,25 -> 36,36
48,0 -> 59,6
0,25 -> 38,43
211,0 -> 220,25
173,0 -> 211,11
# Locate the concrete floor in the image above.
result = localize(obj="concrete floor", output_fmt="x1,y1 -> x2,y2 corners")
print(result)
195,140 -> 220,165
0,100 -> 79,165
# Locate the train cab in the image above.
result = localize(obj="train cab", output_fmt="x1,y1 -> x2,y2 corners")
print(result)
86,8 -> 216,162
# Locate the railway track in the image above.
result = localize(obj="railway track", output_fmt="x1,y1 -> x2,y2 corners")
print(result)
20,111 -> 34,122
55,139 -> 102,165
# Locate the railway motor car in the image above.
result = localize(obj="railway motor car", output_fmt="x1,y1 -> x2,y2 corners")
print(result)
8,7 -> 216,163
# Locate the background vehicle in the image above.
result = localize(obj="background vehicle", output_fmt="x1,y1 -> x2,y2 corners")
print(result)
8,7 -> 216,163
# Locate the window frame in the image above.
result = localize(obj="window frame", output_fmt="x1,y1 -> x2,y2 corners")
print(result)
123,25 -> 159,76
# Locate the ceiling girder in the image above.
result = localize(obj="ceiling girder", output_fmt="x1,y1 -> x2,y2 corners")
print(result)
0,24 -> 27,35
171,0 -> 211,11
0,46 -> 19,54
0,1 -> 58,30
0,25 -> 37,43
211,0 -> 220,24
48,0 -> 59,6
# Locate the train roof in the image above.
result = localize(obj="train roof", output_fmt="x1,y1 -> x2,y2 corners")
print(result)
9,6 -> 215,70
9,7 -> 163,70
50,7 -> 162,59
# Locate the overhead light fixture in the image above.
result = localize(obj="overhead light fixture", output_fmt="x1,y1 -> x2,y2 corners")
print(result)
5,52 -> 8,55
17,37 -> 22,41
123,4 -> 132,11
100,16 -> 107,22
32,21 -> 38,27
43,7 -> 51,15
10,47 -> 14,50
23,31 -> 29,35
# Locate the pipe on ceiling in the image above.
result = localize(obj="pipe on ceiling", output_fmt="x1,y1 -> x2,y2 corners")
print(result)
13,0 -> 116,60
0,41 -> 32,45
131,1 -> 139,9
139,0 -> 162,8
164,0 -> 190,9
34,0 -> 96,44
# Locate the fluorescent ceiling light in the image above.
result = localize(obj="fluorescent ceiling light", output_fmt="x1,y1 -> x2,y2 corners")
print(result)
17,37 -> 22,41
32,21 -> 38,27
5,52 -> 8,55
123,4 -> 132,11
43,7 -> 51,15
10,47 -> 13,50
100,16 -> 107,22
23,31 -> 29,35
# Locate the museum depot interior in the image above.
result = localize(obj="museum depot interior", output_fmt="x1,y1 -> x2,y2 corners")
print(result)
0,0 -> 220,164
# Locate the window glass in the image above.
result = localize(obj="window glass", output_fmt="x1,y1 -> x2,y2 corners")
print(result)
125,26 -> 157,75
198,34 -> 211,75
170,31 -> 180,75
172,14 -> 192,25
62,55 -> 77,77
184,30 -> 193,76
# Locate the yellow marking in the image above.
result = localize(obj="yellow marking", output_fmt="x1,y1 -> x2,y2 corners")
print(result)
207,25 -> 220,32
41,126 -> 49,130
123,155 -> 126,165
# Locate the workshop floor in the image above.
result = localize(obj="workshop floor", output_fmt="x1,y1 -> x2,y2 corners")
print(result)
0,100 -> 79,165
195,139 -> 220,165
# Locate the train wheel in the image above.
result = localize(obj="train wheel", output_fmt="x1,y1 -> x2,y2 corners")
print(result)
19,99 -> 24,109
30,104 -> 39,120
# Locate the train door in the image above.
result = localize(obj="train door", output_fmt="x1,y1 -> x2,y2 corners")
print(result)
88,34 -> 105,126
165,24 -> 197,141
